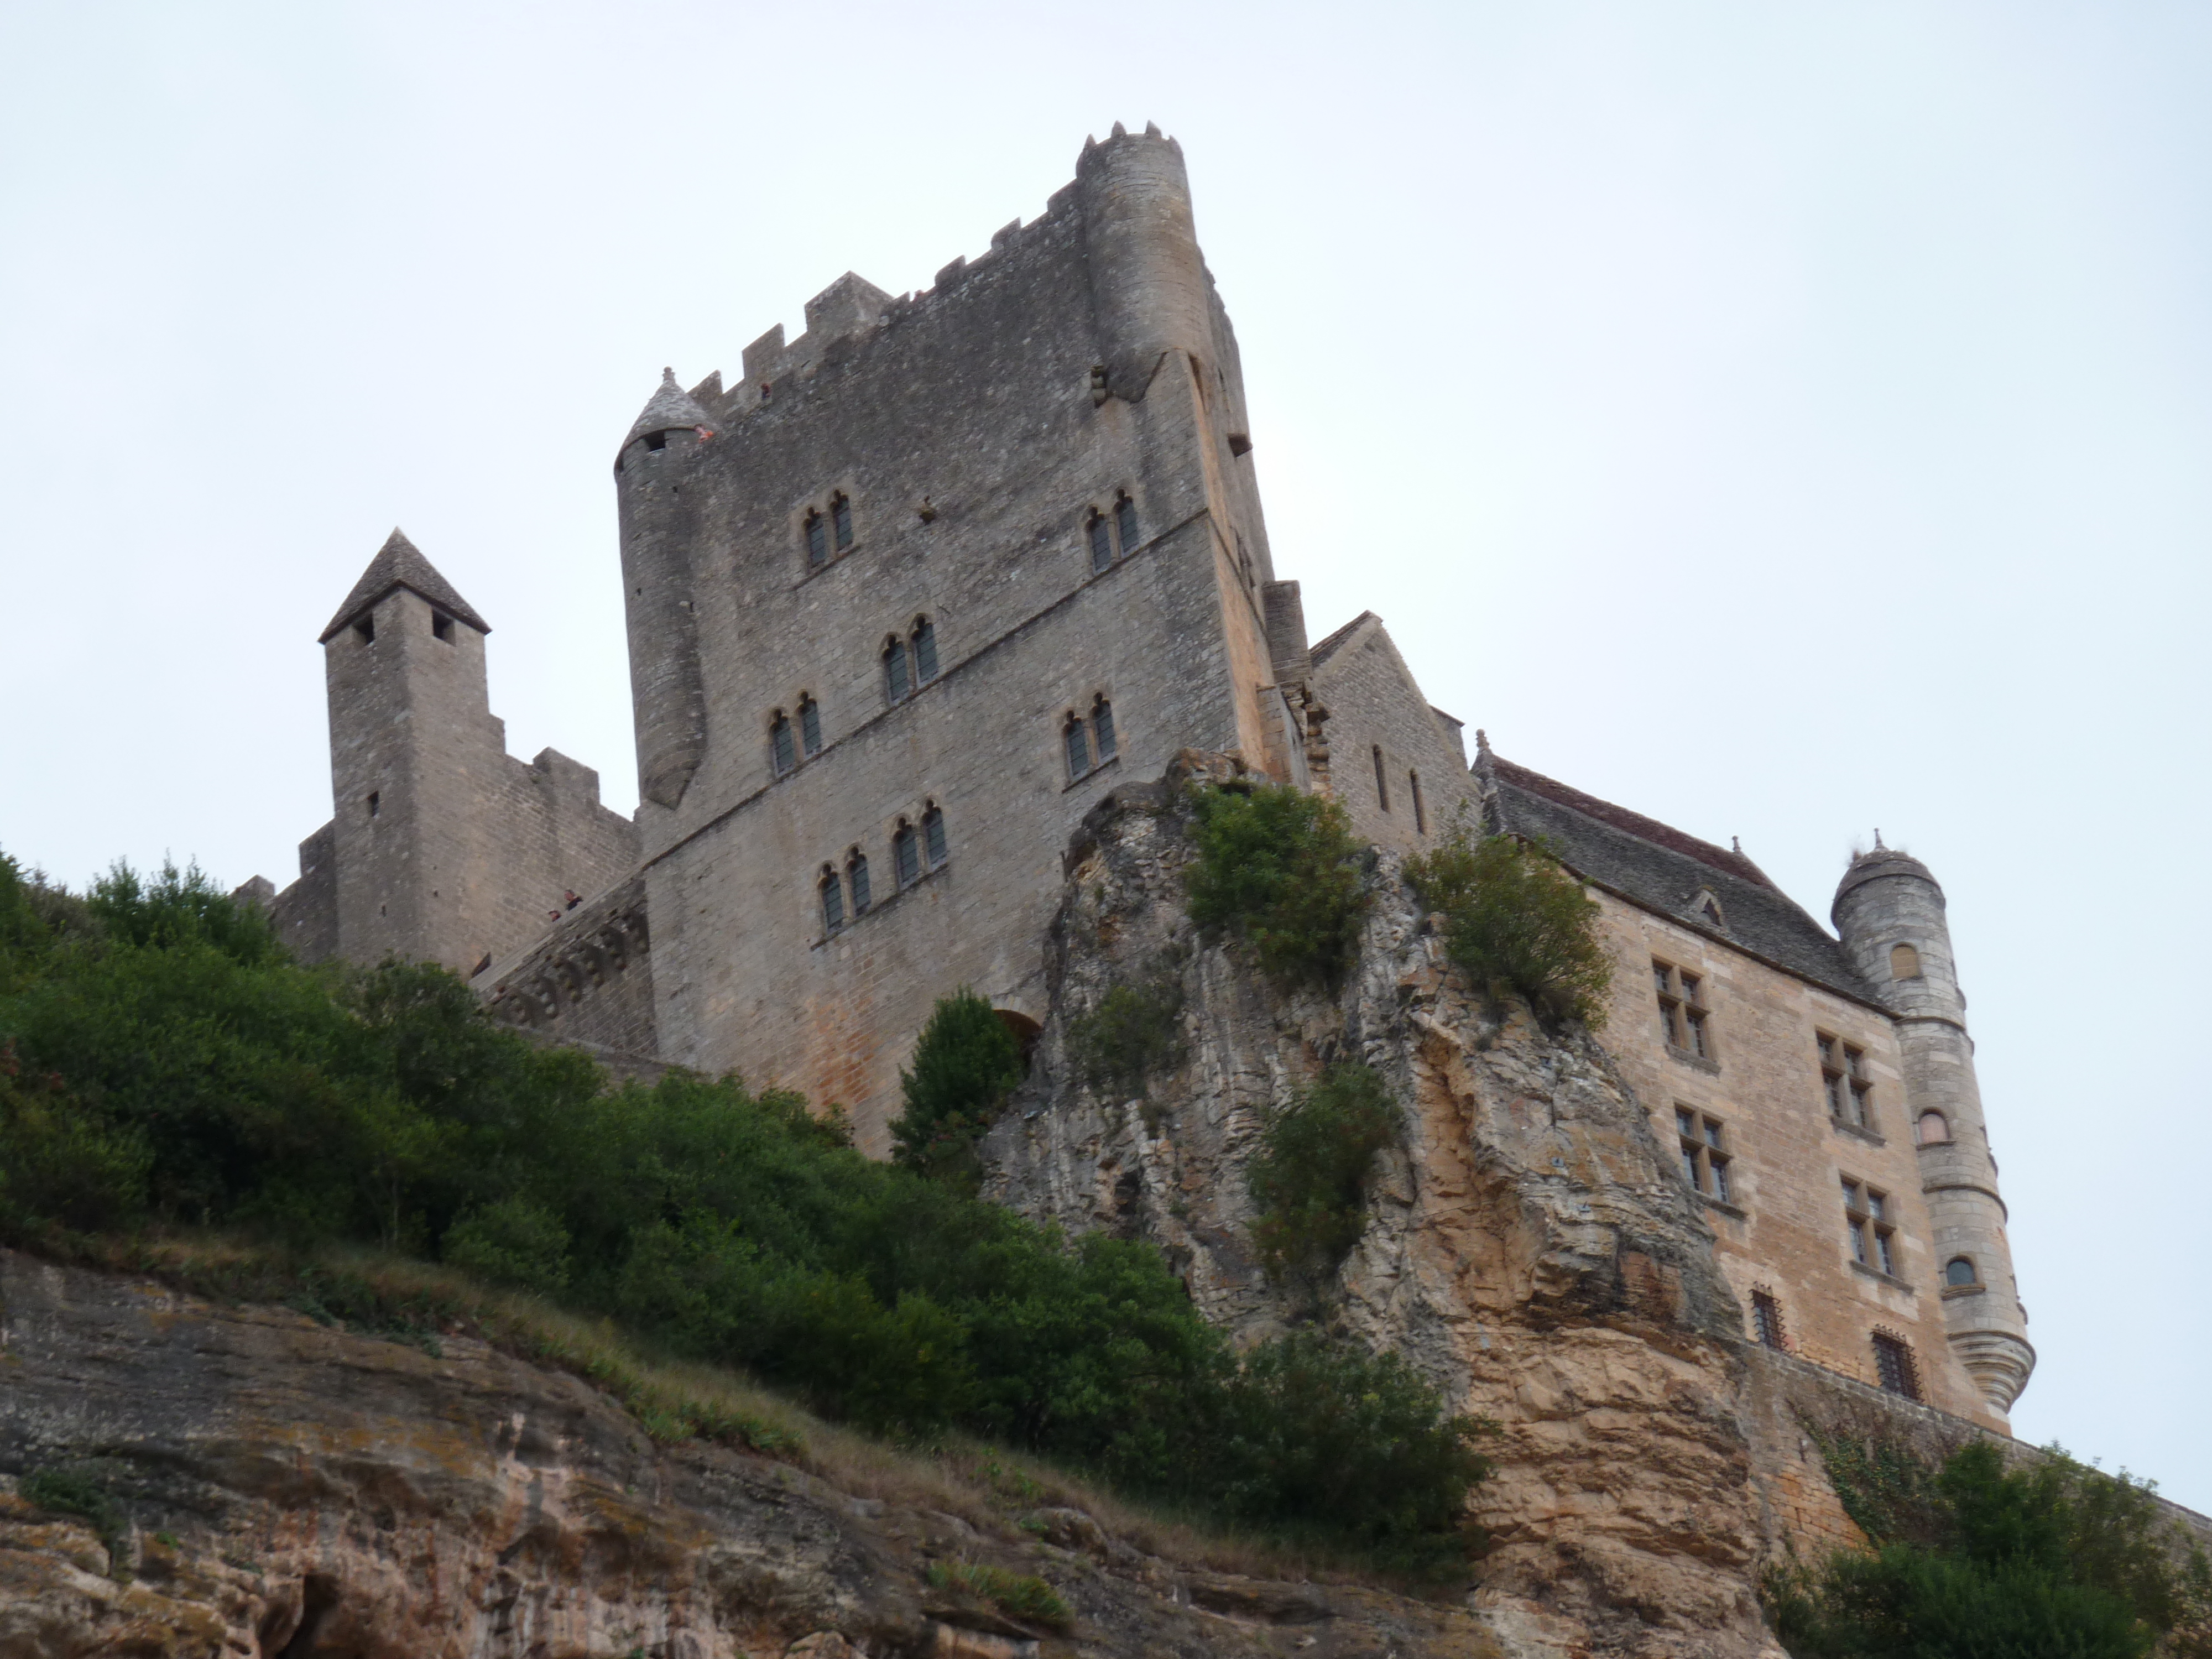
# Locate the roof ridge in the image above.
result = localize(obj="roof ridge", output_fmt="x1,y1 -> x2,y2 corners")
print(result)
1490,756 -> 1778,891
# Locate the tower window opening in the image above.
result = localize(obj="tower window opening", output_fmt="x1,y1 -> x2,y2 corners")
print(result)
799,695 -> 822,757
1750,1291 -> 1786,1350
1065,713 -> 1091,781
1091,695 -> 1117,763
1871,1332 -> 1921,1400
831,492 -> 853,552
923,804 -> 947,869
1890,942 -> 1923,979
1654,962 -> 1711,1059
820,865 -> 844,933
847,850 -> 872,915
884,637 -> 910,703
366,791 -> 380,819
1673,1107 -> 1732,1203
805,509 -> 828,570
893,820 -> 920,888
912,618 -> 938,683
1410,770 -> 1426,835
1818,1034 -> 1871,1126
1917,1110 -> 1950,1146
1373,746 -> 1390,811
1945,1256 -> 1979,1287
1841,1180 -> 1898,1277
353,616 -> 374,645
432,612 -> 453,643
1114,491 -> 1138,554
770,712 -> 795,776
644,431 -> 667,452
1088,509 -> 1113,574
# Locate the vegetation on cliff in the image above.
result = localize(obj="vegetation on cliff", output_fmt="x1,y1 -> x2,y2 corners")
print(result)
889,987 -> 1024,1186
1766,1434 -> 2212,1659
1247,1061 -> 1401,1282
1405,825 -> 1612,1026
0,853 -> 1489,1570
1184,781 -> 1370,989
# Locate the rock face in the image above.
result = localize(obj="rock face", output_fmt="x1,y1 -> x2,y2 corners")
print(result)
981,762 -> 1792,1657
0,1249 -> 1507,1659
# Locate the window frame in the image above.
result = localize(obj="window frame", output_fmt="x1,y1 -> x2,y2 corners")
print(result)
1841,1177 -> 1901,1278
819,864 -> 846,933
846,850 -> 872,916
893,819 -> 921,889
1871,1331 -> 1921,1401
1653,961 -> 1713,1060
922,803 -> 948,870
1818,1032 -> 1874,1128
1064,711 -> 1093,781
911,617 -> 938,684
1114,491 -> 1138,555
1087,508 -> 1113,574
799,694 -> 822,758
1673,1107 -> 1734,1204
770,711 -> 796,776
1750,1289 -> 1787,1350
884,635 -> 911,704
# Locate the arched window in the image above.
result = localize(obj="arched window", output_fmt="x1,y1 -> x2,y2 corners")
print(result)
819,866 -> 844,932
770,712 -> 795,776
1088,509 -> 1113,574
1065,713 -> 1091,780
1890,943 -> 1922,980
1373,745 -> 1391,811
1091,695 -> 1118,763
1410,770 -> 1427,835
893,820 -> 920,888
1114,491 -> 1138,554
922,803 -> 947,869
799,695 -> 822,757
1917,1110 -> 1950,1146
1945,1256 -> 1978,1287
884,636 -> 910,703
831,492 -> 854,552
912,618 -> 938,684
804,509 -> 828,570
847,850 -> 872,915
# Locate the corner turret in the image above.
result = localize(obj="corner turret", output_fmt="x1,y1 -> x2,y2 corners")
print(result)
615,369 -> 712,811
1832,841 -> 2034,1417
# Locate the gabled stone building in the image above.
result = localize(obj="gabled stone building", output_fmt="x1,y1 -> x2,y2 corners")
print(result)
246,123 -> 2031,1430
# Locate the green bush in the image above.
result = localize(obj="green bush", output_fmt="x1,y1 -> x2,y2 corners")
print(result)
1184,783 -> 1369,989
1768,1435 -> 2212,1659
1067,975 -> 1184,1103
1247,1062 -> 1400,1281
890,988 -> 1024,1185
0,854 -> 1492,1563
1404,828 -> 1611,1026
20,1464 -> 124,1548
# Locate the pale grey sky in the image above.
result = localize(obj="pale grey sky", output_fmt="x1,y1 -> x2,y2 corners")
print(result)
3,3 -> 2206,1508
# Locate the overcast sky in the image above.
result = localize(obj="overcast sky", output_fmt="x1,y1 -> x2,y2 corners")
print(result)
3,3 -> 2206,1510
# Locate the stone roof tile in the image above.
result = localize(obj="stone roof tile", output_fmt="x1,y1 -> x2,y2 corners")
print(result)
319,528 -> 489,644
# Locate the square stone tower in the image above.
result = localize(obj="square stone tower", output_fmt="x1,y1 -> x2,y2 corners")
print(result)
613,124 -> 1302,1147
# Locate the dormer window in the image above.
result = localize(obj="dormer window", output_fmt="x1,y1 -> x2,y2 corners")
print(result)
431,612 -> 453,643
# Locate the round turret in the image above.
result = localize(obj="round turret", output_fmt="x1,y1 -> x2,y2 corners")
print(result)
614,368 -> 712,811
1074,122 -> 1212,406
1832,839 -> 2034,1417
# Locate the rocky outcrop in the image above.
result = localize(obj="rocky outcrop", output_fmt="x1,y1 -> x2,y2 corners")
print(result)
0,1249 -> 1507,1659
981,759 -> 1791,1657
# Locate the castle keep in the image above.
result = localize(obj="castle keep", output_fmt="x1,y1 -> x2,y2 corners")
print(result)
248,124 -> 2033,1431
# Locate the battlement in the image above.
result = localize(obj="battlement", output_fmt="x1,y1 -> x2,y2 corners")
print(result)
484,874 -> 655,1058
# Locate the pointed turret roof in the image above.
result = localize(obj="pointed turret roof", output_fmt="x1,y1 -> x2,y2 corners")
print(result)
318,528 -> 491,643
624,367 -> 716,447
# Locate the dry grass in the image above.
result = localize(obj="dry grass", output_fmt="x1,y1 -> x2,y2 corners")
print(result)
14,1228 -> 1422,1589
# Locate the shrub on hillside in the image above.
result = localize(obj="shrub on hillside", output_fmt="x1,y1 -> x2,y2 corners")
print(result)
1246,1062 -> 1400,1281
1183,782 -> 1369,989
1067,974 -> 1185,1105
0,854 -> 1494,1563
889,988 -> 1024,1184
1766,1434 -> 2212,1659
1404,827 -> 1611,1026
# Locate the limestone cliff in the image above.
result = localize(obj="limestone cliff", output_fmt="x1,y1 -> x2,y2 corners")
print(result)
982,760 -> 1804,1657
0,1250 -> 1506,1659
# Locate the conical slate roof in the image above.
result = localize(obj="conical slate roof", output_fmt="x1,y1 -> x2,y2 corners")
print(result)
624,367 -> 716,447
319,528 -> 491,643
1833,844 -> 1941,915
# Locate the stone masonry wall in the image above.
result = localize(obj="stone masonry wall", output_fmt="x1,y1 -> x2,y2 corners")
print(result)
613,128 -> 1285,1149
483,874 -> 656,1058
1310,613 -> 1482,854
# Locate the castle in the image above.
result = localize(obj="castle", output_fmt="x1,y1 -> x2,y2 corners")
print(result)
243,123 -> 2033,1433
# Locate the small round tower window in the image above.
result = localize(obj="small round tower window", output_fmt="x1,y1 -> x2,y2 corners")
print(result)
1945,1257 -> 1978,1287
1890,943 -> 1922,979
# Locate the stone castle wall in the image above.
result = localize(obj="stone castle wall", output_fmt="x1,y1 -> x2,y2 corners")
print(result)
612,128 -> 1292,1149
